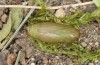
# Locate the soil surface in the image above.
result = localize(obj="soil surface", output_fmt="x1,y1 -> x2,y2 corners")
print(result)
0,0 -> 100,65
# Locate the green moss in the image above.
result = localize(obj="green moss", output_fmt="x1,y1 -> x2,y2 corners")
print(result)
33,40 -> 100,64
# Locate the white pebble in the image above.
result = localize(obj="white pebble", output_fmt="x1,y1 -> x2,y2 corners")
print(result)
55,8 -> 66,18
31,63 -> 35,65
55,56 -> 59,59
22,2 -> 28,5
95,42 -> 99,45
89,42 -> 93,45
1,14 -> 8,22
81,42 -> 87,47
31,58 -> 35,61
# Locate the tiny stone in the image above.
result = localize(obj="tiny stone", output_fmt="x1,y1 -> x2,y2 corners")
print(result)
88,63 -> 94,65
7,54 -> 16,65
84,38 -> 89,42
55,8 -> 66,18
95,42 -> 99,45
86,45 -> 91,50
66,58 -> 73,65
95,42 -> 99,48
89,42 -> 93,45
43,58 -> 48,64
19,51 -> 26,65
1,14 -> 8,23
55,56 -> 59,59
31,63 -> 35,65
25,47 -> 33,58
31,58 -> 35,61
81,42 -> 87,47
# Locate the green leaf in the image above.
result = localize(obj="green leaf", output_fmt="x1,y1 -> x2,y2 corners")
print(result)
0,13 -> 12,42
11,8 -> 23,30
93,0 -> 100,7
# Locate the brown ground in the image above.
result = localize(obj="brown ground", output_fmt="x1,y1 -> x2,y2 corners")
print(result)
0,0 -> 100,65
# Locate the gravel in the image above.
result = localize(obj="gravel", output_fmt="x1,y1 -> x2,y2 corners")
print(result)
1,14 -> 8,23
81,42 -> 87,47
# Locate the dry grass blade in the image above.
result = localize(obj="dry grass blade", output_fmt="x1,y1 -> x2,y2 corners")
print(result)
14,51 -> 21,65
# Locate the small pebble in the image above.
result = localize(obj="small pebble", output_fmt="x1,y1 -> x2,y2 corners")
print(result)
31,58 -> 35,61
25,47 -> 33,58
31,63 -> 35,65
1,14 -> 8,23
84,38 -> 89,42
7,54 -> 16,65
88,63 -> 94,65
66,58 -> 73,65
55,8 -> 66,18
86,45 -> 91,50
95,42 -> 99,48
81,42 -> 87,47
43,58 -> 48,64
89,42 -> 93,45
95,42 -> 99,46
55,56 -> 59,59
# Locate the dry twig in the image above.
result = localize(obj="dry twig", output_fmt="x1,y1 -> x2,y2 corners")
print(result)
0,1 -> 94,9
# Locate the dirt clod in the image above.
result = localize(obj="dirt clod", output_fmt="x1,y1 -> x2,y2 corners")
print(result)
1,14 -> 8,23
19,51 -> 27,65
25,47 -> 33,58
7,54 -> 16,65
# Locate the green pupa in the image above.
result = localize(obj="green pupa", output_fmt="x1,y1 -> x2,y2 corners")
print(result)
28,22 -> 80,43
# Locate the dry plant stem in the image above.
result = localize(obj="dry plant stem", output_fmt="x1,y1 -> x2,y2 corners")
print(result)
0,1 -> 94,9
14,51 -> 21,65
0,32 -> 13,49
